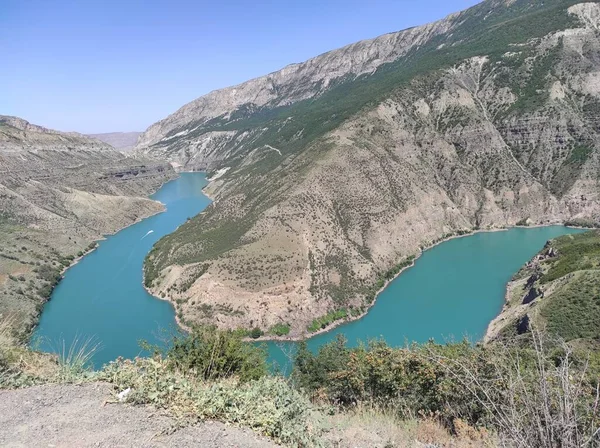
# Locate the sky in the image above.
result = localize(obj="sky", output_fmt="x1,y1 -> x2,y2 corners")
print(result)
1,0 -> 481,134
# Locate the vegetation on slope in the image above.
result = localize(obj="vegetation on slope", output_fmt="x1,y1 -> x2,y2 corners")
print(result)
3,321 -> 599,447
149,0 -> 584,266
492,231 -> 600,344
143,0 -> 600,335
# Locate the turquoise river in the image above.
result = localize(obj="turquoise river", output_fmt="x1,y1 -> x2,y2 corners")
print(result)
33,172 -> 584,368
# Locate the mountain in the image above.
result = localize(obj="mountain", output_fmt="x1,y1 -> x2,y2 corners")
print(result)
137,0 -> 600,337
87,132 -> 142,152
0,116 -> 176,338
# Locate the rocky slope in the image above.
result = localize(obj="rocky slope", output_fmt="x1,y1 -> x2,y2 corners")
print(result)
138,0 -> 600,337
486,230 -> 600,344
0,116 -> 176,340
87,131 -> 142,151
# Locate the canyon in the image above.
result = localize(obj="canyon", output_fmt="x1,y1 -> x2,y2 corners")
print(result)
134,0 -> 600,337
0,115 -> 175,340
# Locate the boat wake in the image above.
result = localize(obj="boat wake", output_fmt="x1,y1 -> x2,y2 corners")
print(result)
141,230 -> 154,240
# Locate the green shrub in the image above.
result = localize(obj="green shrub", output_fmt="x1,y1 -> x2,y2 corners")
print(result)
102,357 -> 325,446
307,309 -> 348,333
166,326 -> 267,382
292,334 -> 600,446
249,327 -> 264,339
270,323 -> 290,336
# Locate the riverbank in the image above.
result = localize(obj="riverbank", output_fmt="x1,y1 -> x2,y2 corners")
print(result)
31,172 -> 213,367
24,196 -> 171,344
253,222 -> 592,343
250,226 -> 510,343
483,225 -> 593,343
142,276 -> 194,335
142,218 -> 585,346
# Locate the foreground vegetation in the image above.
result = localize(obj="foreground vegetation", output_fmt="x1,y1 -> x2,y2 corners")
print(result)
2,319 -> 599,447
4,232 -> 600,446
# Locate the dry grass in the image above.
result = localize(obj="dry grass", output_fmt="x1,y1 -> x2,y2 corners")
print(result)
324,405 -> 496,447
424,330 -> 600,448
1,313 -> 59,384
0,313 -> 17,349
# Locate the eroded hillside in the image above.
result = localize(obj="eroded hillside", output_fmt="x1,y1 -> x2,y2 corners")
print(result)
0,116 -> 176,340
139,0 -> 600,337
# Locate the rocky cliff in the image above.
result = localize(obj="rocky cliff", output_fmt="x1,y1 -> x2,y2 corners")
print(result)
138,0 -> 600,337
0,116 -> 176,339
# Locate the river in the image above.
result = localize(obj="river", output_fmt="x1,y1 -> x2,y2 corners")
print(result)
33,173 -> 211,367
266,225 -> 584,373
32,172 -> 584,368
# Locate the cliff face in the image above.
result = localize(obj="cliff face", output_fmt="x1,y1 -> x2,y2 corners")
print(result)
139,1 -> 600,337
0,116 -> 176,338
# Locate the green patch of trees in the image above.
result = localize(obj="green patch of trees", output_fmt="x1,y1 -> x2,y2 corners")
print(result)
269,323 -> 290,336
307,309 -> 348,333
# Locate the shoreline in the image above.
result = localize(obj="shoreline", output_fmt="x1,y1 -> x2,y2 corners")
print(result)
483,277 -> 516,344
483,223 -> 595,343
250,226 -> 511,343
25,174 -> 180,344
142,170 -> 215,336
251,222 -> 590,343
142,275 -> 194,334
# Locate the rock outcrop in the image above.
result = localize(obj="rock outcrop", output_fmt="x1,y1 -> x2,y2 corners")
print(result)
486,230 -> 600,343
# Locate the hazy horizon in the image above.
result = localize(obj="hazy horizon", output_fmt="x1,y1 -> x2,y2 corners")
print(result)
2,0 -> 481,134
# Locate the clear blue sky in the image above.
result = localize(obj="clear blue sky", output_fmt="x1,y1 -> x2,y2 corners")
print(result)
1,0 -> 481,133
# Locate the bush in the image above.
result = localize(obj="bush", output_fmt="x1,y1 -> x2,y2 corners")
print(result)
270,323 -> 290,336
166,326 -> 267,382
249,327 -> 264,339
102,357 -> 325,446
292,333 -> 600,448
307,309 -> 348,333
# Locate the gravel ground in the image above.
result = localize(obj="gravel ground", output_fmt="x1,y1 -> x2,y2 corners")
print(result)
0,382 -> 280,448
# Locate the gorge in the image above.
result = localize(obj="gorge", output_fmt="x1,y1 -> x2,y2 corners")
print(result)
137,0 -> 600,338
16,0 -> 600,363
31,175 -> 582,367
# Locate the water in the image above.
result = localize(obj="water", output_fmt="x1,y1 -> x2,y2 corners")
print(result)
33,172 -> 212,367
266,226 -> 584,373
32,174 -> 583,369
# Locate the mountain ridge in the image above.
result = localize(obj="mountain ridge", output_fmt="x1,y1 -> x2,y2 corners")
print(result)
134,6 -> 464,151
139,0 -> 600,337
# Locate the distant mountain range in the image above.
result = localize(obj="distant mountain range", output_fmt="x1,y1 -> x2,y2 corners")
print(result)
87,132 -> 142,151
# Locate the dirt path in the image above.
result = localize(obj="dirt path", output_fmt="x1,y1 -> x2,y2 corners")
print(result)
0,382 -> 279,448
